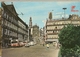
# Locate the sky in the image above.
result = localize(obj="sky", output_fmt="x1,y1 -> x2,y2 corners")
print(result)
0,1 -> 80,28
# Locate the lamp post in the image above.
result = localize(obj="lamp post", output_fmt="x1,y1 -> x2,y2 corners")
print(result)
63,8 -> 67,19
63,8 -> 67,27
52,10 -> 54,19
28,28 -> 29,42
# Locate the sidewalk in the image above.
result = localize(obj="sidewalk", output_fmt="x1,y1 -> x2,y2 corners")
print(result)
45,44 -> 60,57
51,48 -> 60,57
0,48 -> 1,57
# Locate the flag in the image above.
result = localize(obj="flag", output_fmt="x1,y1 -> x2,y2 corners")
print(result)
71,6 -> 75,9
71,6 -> 79,12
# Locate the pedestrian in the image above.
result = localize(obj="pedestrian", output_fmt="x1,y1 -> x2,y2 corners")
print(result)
43,43 -> 45,46
46,44 -> 49,48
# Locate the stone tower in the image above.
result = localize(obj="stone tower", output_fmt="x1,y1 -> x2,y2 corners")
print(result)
29,17 -> 33,41
29,17 -> 32,29
49,12 -> 52,20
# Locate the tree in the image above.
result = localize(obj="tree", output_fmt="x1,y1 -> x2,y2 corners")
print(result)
58,24 -> 80,57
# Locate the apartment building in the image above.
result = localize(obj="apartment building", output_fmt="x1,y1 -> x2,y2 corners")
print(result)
1,2 -> 28,47
46,12 -> 80,43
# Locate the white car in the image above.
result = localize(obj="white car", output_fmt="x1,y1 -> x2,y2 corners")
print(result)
25,43 -> 30,47
19,42 -> 24,46
29,41 -> 34,46
11,41 -> 19,47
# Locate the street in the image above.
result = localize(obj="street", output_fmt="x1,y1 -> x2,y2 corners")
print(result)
2,44 -> 59,57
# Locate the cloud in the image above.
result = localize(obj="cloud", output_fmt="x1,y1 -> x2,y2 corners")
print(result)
53,15 -> 61,19
53,13 -> 69,19
13,2 -> 58,15
56,12 -> 64,15
56,2 -> 75,6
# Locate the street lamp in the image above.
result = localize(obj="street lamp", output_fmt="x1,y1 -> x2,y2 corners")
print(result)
28,28 -> 30,42
63,8 -> 67,27
63,8 -> 67,19
52,10 -> 54,19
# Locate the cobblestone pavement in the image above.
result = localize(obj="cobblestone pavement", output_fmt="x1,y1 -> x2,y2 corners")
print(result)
2,44 -> 59,57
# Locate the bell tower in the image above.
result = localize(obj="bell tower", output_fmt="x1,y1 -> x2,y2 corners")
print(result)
29,17 -> 32,29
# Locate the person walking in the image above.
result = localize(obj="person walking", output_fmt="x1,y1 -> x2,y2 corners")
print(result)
43,44 -> 44,46
46,44 -> 49,48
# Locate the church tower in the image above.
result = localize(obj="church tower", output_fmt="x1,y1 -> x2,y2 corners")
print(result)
29,17 -> 33,41
29,17 -> 32,29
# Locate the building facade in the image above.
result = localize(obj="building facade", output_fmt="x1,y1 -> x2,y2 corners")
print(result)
0,8 -> 2,46
32,24 -> 39,44
39,28 -> 45,44
1,2 -> 28,47
46,12 -> 80,43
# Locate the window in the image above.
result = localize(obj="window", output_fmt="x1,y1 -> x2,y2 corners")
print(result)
7,14 -> 9,19
4,29 -> 7,35
74,16 -> 77,19
55,27 -> 57,29
53,31 -> 54,33
3,12 -> 6,18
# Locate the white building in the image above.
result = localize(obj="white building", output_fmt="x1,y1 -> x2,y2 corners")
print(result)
45,12 -> 80,43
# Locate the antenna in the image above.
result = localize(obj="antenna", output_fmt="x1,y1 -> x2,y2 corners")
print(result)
13,2 -> 24,16
18,12 -> 24,15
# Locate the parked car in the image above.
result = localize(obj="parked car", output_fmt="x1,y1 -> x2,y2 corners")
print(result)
19,41 -> 24,47
29,41 -> 34,46
11,41 -> 19,47
25,43 -> 30,47
34,42 -> 37,45
23,42 -> 27,45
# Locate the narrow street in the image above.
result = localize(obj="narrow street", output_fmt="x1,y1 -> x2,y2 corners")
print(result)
2,44 -> 59,57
